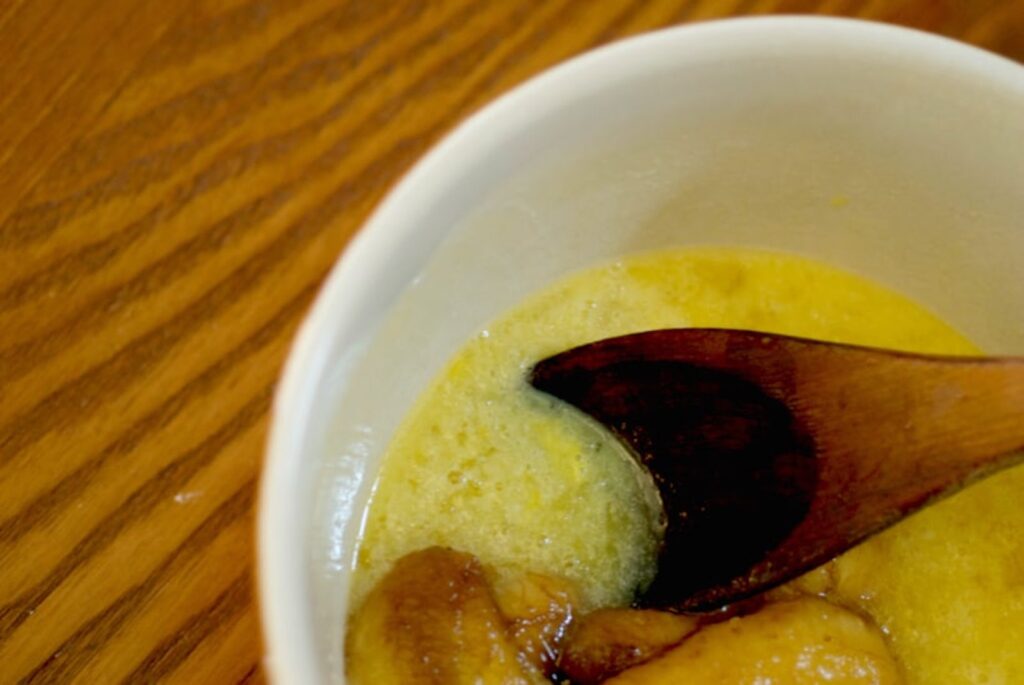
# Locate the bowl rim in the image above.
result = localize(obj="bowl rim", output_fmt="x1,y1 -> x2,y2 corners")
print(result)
256,15 -> 1024,684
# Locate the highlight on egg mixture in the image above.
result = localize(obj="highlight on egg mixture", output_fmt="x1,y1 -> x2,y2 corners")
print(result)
345,248 -> 1024,684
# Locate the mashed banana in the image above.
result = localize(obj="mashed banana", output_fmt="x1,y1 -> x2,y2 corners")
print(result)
351,247 -> 1024,683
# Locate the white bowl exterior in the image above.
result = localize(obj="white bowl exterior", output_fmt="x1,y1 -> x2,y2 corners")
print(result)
258,17 -> 1024,685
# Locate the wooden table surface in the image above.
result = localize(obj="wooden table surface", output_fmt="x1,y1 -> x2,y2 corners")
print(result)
1,1 -> 1022,683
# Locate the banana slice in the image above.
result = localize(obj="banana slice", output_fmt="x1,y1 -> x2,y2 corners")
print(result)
557,608 -> 699,683
345,547 -> 539,685
606,597 -> 904,684
491,572 -> 579,677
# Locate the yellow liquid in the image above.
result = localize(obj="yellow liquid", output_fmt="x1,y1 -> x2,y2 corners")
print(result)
352,247 -> 1024,683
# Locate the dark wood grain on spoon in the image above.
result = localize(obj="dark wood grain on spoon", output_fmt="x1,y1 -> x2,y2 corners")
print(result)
529,329 -> 1024,612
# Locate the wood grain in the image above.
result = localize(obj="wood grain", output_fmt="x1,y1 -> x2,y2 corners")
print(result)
0,1 -> 1021,682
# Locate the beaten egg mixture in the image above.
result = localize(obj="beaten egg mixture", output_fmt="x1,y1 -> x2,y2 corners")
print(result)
350,248 -> 1024,683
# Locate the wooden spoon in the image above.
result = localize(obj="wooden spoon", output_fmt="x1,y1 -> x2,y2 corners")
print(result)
529,329 -> 1024,612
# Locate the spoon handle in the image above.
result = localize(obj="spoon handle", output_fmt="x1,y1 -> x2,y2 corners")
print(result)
673,331 -> 1024,607
789,346 -> 1024,558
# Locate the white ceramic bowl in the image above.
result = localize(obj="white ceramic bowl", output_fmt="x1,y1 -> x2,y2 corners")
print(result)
258,17 -> 1024,684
